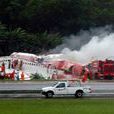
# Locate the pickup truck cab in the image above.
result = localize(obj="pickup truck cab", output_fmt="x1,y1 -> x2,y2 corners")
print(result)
42,80 -> 92,98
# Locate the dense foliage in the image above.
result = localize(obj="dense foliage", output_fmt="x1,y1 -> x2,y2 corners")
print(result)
0,22 -> 62,55
0,0 -> 114,56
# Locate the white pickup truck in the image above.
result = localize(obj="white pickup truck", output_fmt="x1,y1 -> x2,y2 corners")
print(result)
42,81 -> 92,98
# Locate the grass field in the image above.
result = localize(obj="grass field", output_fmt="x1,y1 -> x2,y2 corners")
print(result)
0,98 -> 114,114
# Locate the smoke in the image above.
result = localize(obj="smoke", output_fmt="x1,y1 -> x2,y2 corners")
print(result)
51,25 -> 114,64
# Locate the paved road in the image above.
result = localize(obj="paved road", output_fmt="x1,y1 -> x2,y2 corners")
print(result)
0,81 -> 52,90
0,81 -> 114,98
0,81 -> 114,90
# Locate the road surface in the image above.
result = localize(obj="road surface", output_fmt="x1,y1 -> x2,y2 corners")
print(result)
0,81 -> 114,98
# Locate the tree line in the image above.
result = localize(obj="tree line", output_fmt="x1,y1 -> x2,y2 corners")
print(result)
0,0 -> 114,56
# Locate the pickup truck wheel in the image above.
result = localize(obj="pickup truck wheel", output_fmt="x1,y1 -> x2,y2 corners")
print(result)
46,92 -> 53,98
75,91 -> 83,98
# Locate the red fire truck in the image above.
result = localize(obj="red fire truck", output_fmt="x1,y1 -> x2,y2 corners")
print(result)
87,59 -> 114,80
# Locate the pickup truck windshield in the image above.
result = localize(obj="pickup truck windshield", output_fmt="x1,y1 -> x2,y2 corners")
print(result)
56,83 -> 65,88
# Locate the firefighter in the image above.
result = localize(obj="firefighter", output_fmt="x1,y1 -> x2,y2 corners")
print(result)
15,70 -> 20,80
0,62 -> 5,79
21,72 -> 24,80
82,67 -> 90,82
10,70 -> 15,80
1,62 -> 5,72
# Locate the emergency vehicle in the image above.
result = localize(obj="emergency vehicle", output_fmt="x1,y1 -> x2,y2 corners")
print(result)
87,59 -> 114,80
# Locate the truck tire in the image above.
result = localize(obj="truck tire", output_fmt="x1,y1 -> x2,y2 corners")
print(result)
75,90 -> 83,98
46,91 -> 53,98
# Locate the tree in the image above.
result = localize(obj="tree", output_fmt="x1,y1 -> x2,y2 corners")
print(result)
0,22 -> 62,56
0,22 -> 9,56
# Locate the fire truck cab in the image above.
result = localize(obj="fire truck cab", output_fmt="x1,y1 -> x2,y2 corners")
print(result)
87,59 -> 114,80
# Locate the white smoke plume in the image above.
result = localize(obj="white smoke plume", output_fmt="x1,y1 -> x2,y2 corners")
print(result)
51,25 -> 114,64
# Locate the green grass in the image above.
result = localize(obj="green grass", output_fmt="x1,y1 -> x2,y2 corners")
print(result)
0,98 -> 114,114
